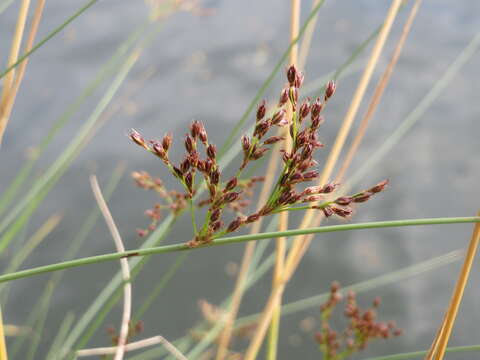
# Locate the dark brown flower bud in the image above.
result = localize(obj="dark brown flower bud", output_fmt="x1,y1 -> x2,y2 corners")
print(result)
320,183 -> 337,194
241,135 -> 251,154
263,136 -> 284,145
369,179 -> 389,193
205,159 -> 213,174
256,100 -> 266,121
211,221 -> 223,232
206,143 -> 217,160
310,98 -> 323,119
227,217 -> 243,232
287,65 -> 297,86
198,124 -> 208,144
162,133 -> 172,151
302,170 -> 319,180
289,172 -> 303,184
322,206 -> 333,218
184,135 -> 195,154
254,119 -> 271,138
304,186 -> 321,195
210,208 -> 221,222
152,143 -> 166,159
303,195 -> 322,203
246,213 -> 260,223
173,166 -> 183,179
190,120 -> 201,138
180,158 -> 191,173
301,144 -> 313,161
278,88 -> 289,106
332,206 -> 352,218
272,108 -> 286,125
129,129 -> 147,148
185,172 -> 193,192
353,192 -> 372,203
251,147 -> 268,160
197,160 -> 206,172
299,100 -> 311,120
335,196 -> 352,206
224,192 -> 239,203
294,72 -> 304,88
278,189 -> 294,204
210,169 -> 220,185
225,177 -> 237,191
325,80 -> 336,99
310,115 -> 324,131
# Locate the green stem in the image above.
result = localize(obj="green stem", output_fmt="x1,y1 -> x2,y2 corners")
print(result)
0,216 -> 478,284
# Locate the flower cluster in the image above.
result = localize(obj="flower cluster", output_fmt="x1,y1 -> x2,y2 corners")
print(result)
130,64 -> 389,246
314,282 -> 402,360
131,170 -> 188,237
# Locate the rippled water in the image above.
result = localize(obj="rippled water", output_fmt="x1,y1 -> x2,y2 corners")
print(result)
1,0 -> 479,358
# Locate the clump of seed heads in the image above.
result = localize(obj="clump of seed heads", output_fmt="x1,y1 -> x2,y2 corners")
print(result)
314,282 -> 403,360
130,65 -> 388,246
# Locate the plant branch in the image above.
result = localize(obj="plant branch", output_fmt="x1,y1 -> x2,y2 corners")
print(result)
0,217 -> 478,285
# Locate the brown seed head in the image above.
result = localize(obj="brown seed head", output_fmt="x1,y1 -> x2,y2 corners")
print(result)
325,80 -> 336,99
185,135 -> 195,153
310,98 -> 323,119
263,136 -> 285,145
129,129 -> 147,148
279,88 -> 289,106
207,144 -> 217,160
335,196 -> 353,206
369,179 -> 389,193
225,177 -> 238,192
162,133 -> 172,151
227,217 -> 243,232
256,100 -> 266,121
287,64 -> 297,86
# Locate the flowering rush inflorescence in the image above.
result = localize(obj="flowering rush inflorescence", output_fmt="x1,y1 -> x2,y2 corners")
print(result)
130,65 -> 389,246
314,282 -> 403,360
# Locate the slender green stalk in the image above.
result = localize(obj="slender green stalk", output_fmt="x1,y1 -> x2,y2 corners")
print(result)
364,344 -> 480,360
0,0 -> 100,81
1,217 -> 478,285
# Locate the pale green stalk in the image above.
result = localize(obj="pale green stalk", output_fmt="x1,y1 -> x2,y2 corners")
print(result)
1,217 -> 477,285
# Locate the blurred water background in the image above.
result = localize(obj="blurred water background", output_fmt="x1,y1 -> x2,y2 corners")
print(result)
0,0 -> 479,358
